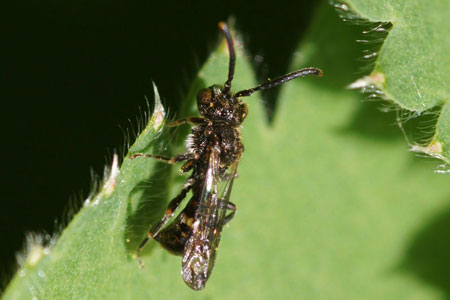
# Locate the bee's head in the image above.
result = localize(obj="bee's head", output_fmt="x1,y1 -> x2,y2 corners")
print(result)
196,85 -> 248,126
197,22 -> 322,126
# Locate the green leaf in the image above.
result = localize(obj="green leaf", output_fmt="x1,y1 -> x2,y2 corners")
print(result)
3,2 -> 450,300
340,0 -> 450,164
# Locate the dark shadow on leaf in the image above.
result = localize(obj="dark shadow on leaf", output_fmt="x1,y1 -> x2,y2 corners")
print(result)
400,202 -> 450,297
300,3 -> 371,90
338,99 -> 401,140
125,162 -> 172,255
234,0 -> 320,122
339,100 -> 439,143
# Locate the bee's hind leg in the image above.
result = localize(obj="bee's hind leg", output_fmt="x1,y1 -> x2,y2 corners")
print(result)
137,177 -> 196,267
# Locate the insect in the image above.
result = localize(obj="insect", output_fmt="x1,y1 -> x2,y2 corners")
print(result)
132,22 -> 322,290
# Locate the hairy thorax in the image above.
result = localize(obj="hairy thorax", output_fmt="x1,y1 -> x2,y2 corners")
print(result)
187,123 -> 243,170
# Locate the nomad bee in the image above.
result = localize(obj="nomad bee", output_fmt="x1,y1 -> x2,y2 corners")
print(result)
132,22 -> 322,290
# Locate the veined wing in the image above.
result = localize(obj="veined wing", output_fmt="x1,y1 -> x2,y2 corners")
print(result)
181,144 -> 238,290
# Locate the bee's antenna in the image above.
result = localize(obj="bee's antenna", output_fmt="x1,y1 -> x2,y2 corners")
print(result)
218,22 -> 235,94
235,67 -> 323,98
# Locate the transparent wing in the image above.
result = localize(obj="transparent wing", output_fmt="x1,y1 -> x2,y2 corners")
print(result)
181,144 -> 238,290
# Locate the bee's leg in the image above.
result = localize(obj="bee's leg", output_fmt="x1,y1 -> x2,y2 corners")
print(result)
224,202 -> 237,225
150,177 -> 196,238
166,117 -> 207,127
130,152 -> 199,163
137,234 -> 152,268
180,160 -> 194,173
137,177 -> 196,268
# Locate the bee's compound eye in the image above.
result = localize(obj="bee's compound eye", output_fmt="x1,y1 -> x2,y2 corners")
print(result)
242,103 -> 248,119
197,88 -> 212,105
